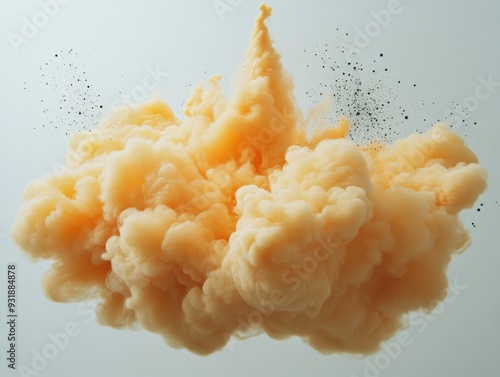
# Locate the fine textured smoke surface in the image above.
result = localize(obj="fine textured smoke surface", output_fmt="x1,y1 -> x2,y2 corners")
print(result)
12,5 -> 487,355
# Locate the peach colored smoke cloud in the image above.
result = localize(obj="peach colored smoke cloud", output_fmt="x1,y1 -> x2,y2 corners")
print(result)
12,4 -> 487,355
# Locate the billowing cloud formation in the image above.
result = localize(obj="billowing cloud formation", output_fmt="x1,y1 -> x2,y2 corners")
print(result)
12,4 -> 487,355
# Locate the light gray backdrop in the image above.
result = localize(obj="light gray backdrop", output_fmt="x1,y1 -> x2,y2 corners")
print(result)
1,1 -> 498,376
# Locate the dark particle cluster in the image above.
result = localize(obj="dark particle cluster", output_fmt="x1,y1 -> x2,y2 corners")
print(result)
471,204 -> 486,228
32,50 -> 107,136
302,40 -> 426,145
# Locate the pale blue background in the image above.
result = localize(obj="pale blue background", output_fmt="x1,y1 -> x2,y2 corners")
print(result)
1,1 -> 499,376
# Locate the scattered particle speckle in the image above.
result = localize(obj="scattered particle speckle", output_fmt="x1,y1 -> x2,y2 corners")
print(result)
34,50 -> 108,137
299,29 -> 479,146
